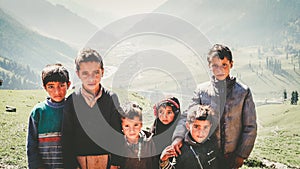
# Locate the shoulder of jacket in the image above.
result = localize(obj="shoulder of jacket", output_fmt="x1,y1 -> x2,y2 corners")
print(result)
234,81 -> 250,92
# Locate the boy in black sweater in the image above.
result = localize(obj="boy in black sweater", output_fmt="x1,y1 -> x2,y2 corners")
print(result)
62,48 -> 123,169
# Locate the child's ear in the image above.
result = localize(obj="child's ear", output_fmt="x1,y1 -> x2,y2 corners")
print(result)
67,81 -> 71,89
101,68 -> 104,77
185,122 -> 190,131
76,70 -> 80,78
230,61 -> 234,68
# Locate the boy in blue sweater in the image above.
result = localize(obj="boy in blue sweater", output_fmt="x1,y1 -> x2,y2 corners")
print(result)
27,63 -> 71,169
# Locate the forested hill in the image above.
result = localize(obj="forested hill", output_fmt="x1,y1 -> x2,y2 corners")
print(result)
0,56 -> 40,89
0,8 -> 75,73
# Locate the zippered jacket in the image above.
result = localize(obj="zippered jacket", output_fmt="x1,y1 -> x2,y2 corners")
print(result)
172,76 -> 257,159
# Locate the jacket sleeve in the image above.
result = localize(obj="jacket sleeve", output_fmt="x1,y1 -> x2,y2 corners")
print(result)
61,96 -> 78,169
236,89 -> 257,158
110,153 -> 122,166
27,111 -> 43,169
172,86 -> 201,141
110,93 -> 122,133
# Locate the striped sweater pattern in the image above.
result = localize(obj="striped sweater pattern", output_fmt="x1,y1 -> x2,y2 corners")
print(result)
27,98 -> 64,169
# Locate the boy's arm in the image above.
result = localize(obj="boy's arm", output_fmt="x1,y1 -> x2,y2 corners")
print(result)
110,93 -> 123,133
236,89 -> 257,159
27,114 -> 43,169
61,96 -> 78,168
171,85 -> 201,153
110,153 -> 122,168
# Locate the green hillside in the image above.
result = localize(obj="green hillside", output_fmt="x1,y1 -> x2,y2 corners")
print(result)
0,8 -> 76,72
0,56 -> 40,89
250,103 -> 300,168
228,46 -> 300,102
0,90 -> 299,168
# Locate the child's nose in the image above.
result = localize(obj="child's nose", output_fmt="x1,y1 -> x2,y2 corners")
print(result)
54,88 -> 60,94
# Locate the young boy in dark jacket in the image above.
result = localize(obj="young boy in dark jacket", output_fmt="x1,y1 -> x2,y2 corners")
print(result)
160,105 -> 220,169
62,48 -> 123,169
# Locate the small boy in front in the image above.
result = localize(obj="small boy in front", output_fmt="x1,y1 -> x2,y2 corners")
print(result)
159,105 -> 220,169
27,63 -> 71,169
110,102 -> 158,169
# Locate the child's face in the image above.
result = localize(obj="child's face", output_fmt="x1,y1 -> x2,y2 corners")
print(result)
209,56 -> 232,81
186,119 -> 211,143
44,81 -> 70,102
76,61 -> 104,94
122,116 -> 142,143
158,106 -> 175,125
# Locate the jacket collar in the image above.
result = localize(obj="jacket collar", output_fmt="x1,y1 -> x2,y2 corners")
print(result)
211,75 -> 236,90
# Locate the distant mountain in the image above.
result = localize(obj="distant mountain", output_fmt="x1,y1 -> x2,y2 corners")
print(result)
155,0 -> 300,46
0,0 -> 98,47
0,8 -> 76,73
0,55 -> 40,89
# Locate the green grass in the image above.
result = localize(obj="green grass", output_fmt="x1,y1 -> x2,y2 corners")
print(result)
1,90 -> 300,168
0,90 -> 46,168
245,103 -> 300,168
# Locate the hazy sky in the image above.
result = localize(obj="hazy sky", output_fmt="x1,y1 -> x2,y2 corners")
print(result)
47,0 -> 168,27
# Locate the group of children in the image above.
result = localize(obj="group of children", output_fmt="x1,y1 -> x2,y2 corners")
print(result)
27,44 -> 257,169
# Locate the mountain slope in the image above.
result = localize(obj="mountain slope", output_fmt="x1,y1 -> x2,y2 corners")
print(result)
155,0 -> 300,46
0,9 -> 76,72
0,0 -> 98,47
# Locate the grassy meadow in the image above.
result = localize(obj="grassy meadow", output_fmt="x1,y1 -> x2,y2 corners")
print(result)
0,89 -> 300,168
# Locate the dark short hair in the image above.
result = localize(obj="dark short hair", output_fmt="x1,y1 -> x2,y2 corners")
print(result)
121,102 -> 143,122
75,48 -> 104,71
42,63 -> 69,87
187,105 -> 216,124
207,44 -> 233,63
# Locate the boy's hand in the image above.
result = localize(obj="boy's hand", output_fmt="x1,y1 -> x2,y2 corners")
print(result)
160,145 -> 177,161
233,156 -> 244,168
171,137 -> 183,155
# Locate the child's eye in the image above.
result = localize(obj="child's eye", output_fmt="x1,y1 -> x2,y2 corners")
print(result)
82,72 -> 88,76
47,86 -> 54,89
222,63 -> 228,68
60,84 -> 66,87
193,125 -> 199,129
134,123 -> 139,127
167,111 -> 173,115
211,64 -> 218,69
204,126 -> 210,130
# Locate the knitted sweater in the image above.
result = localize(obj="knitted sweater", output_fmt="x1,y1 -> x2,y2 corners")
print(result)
27,98 -> 65,169
62,86 -> 123,169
